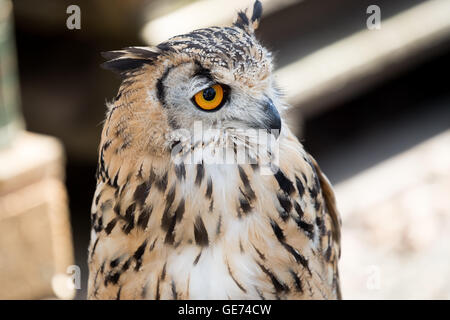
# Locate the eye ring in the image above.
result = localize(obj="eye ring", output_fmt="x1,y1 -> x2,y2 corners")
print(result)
192,84 -> 227,111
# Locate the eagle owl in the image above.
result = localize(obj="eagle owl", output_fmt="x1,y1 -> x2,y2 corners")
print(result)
88,1 -> 341,300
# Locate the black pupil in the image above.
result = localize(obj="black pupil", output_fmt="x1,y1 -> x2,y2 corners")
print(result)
202,87 -> 216,101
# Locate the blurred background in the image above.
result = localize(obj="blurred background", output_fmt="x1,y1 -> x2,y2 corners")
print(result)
0,0 -> 449,299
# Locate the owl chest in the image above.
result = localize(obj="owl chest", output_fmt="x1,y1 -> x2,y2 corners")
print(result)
163,241 -> 260,299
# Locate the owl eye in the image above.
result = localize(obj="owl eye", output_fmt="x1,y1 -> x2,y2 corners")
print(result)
192,84 -> 225,111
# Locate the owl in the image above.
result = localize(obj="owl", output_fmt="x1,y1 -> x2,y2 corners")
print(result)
88,0 -> 341,300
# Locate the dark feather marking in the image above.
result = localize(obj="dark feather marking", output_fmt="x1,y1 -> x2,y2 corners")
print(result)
174,163 -> 186,180
294,216 -> 314,240
194,61 -> 213,80
295,175 -> 305,197
270,219 -> 285,241
122,203 -> 136,234
161,262 -> 167,280
216,214 -> 222,235
171,280 -> 178,299
209,199 -> 214,212
325,245 -> 332,262
205,177 -> 213,199
161,185 -> 176,230
137,205 -> 152,230
257,262 -> 289,293
309,186 -> 318,199
155,172 -> 168,192
274,170 -> 295,195
137,163 -> 144,179
99,149 -> 108,181
164,226 -> 176,245
161,192 -> 179,242
100,261 -> 105,274
90,237 -> 99,259
148,168 -> 156,185
282,242 -> 311,274
193,251 -> 202,265
149,238 -> 157,251
194,216 -> 209,246
277,193 -> 292,220
174,198 -> 185,222
309,163 -> 322,199
316,216 -> 326,235
113,203 -> 121,215
122,258 -> 131,272
93,216 -> 103,232
289,269 -> 303,293
155,278 -> 160,300
156,65 -> 173,107
195,163 -> 204,186
116,286 -> 122,300
270,219 -> 311,273
238,165 -> 256,201
119,140 -> 131,151
95,190 -> 103,206
104,218 -> 117,235
164,211 -> 177,245
133,182 -> 151,206
239,196 -> 252,215
110,257 -> 121,268
118,174 -> 131,198
294,201 -> 304,218
255,286 -> 265,300
90,212 -> 97,226
315,199 -> 321,211
133,240 -> 148,271
227,261 -> 247,293
107,168 -> 119,189
252,244 -> 266,261
93,263 -> 104,297
104,271 -> 121,286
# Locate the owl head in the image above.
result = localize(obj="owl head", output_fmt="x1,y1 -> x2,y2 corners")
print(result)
101,0 -> 283,163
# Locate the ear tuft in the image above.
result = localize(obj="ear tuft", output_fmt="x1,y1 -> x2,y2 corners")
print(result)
101,46 -> 160,76
234,0 -> 263,33
250,0 -> 263,30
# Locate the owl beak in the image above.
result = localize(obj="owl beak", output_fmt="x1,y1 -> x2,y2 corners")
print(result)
263,98 -> 282,137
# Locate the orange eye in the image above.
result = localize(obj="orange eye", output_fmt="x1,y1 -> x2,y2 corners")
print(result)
193,84 -> 225,111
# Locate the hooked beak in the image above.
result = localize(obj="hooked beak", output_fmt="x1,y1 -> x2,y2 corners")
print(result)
263,98 -> 281,134
229,98 -> 282,138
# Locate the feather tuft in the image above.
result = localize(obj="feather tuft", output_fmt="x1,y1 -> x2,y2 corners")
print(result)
101,46 -> 160,76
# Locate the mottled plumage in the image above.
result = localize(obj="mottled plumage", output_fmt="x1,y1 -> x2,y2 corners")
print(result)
88,1 -> 341,300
